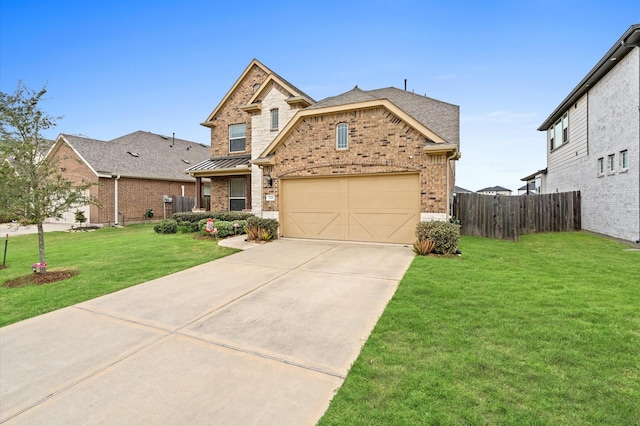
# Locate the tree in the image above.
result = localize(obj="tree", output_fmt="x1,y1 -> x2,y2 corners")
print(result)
0,82 -> 93,273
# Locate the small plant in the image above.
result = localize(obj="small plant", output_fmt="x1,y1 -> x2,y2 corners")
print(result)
259,228 -> 274,241
153,219 -> 177,234
144,209 -> 154,220
74,210 -> 87,227
413,238 -> 436,256
246,217 -> 279,239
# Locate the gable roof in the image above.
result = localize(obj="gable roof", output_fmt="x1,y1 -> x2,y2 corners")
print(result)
54,131 -> 210,181
307,86 -> 460,145
477,186 -> 512,193
454,185 -> 473,193
538,24 -> 640,130
201,58 -> 315,126
256,86 -> 460,162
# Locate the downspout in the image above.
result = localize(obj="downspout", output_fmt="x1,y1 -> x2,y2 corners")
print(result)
446,148 -> 459,220
114,175 -> 120,225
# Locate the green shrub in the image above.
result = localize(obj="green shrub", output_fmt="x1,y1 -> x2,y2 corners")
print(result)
177,225 -> 193,234
245,217 -> 279,240
153,219 -> 178,234
415,221 -> 460,254
173,211 -> 254,224
198,219 -> 247,238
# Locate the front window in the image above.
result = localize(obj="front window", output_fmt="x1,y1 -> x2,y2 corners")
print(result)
271,109 -> 279,130
229,178 -> 246,211
229,124 -> 246,152
336,123 -> 348,150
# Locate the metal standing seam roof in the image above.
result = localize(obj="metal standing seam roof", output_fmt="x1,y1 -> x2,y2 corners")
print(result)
185,155 -> 251,172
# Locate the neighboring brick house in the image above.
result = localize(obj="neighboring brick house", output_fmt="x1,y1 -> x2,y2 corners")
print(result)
536,24 -> 640,242
47,131 -> 210,225
189,59 -> 460,244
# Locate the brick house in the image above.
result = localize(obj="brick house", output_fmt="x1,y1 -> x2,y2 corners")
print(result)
536,24 -> 640,242
188,59 -> 460,244
47,131 -> 210,225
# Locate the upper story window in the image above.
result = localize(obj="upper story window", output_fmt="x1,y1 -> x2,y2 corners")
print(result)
620,150 -> 628,171
270,108 -> 279,131
336,123 -> 348,150
549,112 -> 569,151
229,123 -> 246,152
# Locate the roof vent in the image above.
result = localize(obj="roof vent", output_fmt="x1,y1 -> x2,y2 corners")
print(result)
182,159 -> 190,164
127,151 -> 139,157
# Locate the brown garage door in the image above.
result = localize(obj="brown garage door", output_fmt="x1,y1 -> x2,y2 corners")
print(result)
280,174 -> 420,244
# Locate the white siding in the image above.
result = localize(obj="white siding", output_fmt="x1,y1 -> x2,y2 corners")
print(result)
545,47 -> 640,241
547,93 -> 588,171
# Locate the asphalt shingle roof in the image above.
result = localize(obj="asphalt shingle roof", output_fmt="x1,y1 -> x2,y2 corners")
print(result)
306,86 -> 459,145
61,131 -> 210,181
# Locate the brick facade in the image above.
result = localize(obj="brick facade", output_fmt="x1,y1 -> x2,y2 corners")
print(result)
263,107 -> 452,214
208,64 -> 268,158
51,140 -> 196,225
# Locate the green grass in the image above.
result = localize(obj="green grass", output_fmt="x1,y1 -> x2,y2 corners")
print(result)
319,232 -> 640,425
0,224 -> 238,326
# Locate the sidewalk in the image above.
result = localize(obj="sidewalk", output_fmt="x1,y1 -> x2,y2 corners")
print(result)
0,222 -> 74,236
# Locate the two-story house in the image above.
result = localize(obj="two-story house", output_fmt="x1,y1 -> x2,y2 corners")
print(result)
186,59 -> 314,215
476,186 -> 512,196
537,24 -> 640,242
188,59 -> 461,244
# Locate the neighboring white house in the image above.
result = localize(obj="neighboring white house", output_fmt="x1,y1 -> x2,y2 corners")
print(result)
477,186 -> 512,196
537,24 -> 640,243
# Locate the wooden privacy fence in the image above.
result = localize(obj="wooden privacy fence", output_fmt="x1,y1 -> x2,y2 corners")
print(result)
171,195 -> 196,214
454,191 -> 581,241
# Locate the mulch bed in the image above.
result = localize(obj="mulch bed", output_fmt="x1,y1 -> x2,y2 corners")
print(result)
2,269 -> 79,288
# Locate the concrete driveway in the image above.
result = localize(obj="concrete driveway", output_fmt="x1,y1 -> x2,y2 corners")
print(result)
0,238 -> 414,425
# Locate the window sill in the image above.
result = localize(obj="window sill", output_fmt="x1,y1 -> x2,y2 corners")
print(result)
619,168 -> 628,174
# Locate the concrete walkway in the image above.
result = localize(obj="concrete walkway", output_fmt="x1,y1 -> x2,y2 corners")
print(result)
0,238 -> 414,425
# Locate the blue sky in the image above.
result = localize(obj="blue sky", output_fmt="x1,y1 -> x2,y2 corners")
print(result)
1,0 -> 638,191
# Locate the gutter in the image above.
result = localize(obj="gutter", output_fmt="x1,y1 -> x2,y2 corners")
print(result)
539,25 -> 640,131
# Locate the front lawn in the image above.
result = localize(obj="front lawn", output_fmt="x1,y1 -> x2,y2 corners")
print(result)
319,232 -> 639,425
0,224 -> 238,327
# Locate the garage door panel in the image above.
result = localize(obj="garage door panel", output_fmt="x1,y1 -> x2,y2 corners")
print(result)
349,212 -> 418,243
349,193 -> 418,209
281,174 -> 420,244
285,211 -> 343,239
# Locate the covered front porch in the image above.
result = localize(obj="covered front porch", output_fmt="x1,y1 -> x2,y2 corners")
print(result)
186,155 -> 252,211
